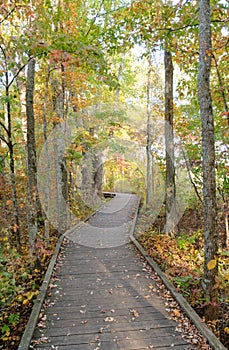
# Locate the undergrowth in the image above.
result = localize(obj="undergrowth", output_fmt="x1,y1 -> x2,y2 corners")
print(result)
0,195 -> 93,350
137,209 -> 229,348
0,235 -> 56,350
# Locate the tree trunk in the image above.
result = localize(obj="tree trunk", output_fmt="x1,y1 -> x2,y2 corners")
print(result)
164,49 -> 176,233
81,128 -> 103,208
6,77 -> 20,249
51,76 -> 70,234
26,58 -> 38,255
146,57 -> 153,207
198,0 -> 218,321
181,147 -> 203,204
43,66 -> 51,241
114,52 -> 125,111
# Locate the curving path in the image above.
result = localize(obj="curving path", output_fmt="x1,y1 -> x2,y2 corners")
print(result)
29,193 -> 196,350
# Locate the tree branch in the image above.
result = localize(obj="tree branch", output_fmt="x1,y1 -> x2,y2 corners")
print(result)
86,0 -> 105,37
0,120 -> 9,136
182,147 -> 203,204
0,134 -> 9,147
153,17 -> 229,34
8,56 -> 34,88
0,6 -> 16,25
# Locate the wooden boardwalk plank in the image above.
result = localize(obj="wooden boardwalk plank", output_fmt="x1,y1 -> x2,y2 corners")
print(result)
30,194 -> 197,350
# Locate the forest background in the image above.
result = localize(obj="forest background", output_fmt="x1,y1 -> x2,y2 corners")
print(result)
0,0 -> 228,349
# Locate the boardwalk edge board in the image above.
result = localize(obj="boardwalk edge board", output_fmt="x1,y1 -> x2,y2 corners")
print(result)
18,194 -> 115,350
129,203 -> 227,350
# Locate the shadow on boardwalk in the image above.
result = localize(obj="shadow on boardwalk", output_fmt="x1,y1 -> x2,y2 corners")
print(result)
30,193 -> 196,350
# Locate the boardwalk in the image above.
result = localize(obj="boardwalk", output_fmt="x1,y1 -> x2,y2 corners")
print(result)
30,193 -> 195,350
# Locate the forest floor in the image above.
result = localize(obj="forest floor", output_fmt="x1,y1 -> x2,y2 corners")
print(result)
136,205 -> 229,349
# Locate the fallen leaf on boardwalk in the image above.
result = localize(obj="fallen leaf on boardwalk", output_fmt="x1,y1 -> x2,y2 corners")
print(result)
173,309 -> 180,317
80,309 -> 86,314
98,325 -> 110,333
41,315 -> 47,322
38,321 -> 46,329
144,295 -> 150,299
148,284 -> 154,289
130,309 -> 139,317
49,284 -> 57,289
104,317 -> 114,322
81,320 -> 88,324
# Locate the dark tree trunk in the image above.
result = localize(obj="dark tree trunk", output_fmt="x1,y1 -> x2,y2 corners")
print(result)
198,0 -> 218,321
26,58 -> 39,254
42,67 -> 51,241
164,50 -> 176,233
6,77 -> 20,249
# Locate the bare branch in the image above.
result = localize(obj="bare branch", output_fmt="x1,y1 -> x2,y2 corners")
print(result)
0,6 -> 16,25
86,0 -> 105,37
0,134 -> 9,146
0,120 -> 9,136
8,56 -> 34,88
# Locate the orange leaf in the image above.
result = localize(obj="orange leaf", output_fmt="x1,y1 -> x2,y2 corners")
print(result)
13,224 -> 19,233
173,309 -> 180,317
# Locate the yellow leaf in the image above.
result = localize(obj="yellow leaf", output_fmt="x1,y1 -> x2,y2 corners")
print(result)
224,270 -> 229,281
23,299 -> 29,305
17,295 -> 23,302
156,244 -> 162,253
207,259 -> 217,270
2,336 -> 10,341
6,200 -> 12,206
224,327 -> 229,334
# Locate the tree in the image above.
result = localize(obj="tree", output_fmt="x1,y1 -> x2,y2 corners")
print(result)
164,48 -> 176,233
26,58 -> 42,256
146,55 -> 153,208
198,0 -> 218,321
0,44 -> 23,250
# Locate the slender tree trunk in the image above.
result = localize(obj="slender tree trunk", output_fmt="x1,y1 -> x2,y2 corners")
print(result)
43,67 -> 51,241
146,57 -> 152,207
26,58 -> 38,255
6,77 -> 20,249
198,0 -> 218,321
164,49 -> 176,233
16,70 -> 27,141
181,148 -> 203,203
225,209 -> 229,248
114,52 -> 125,111
93,152 -> 103,199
